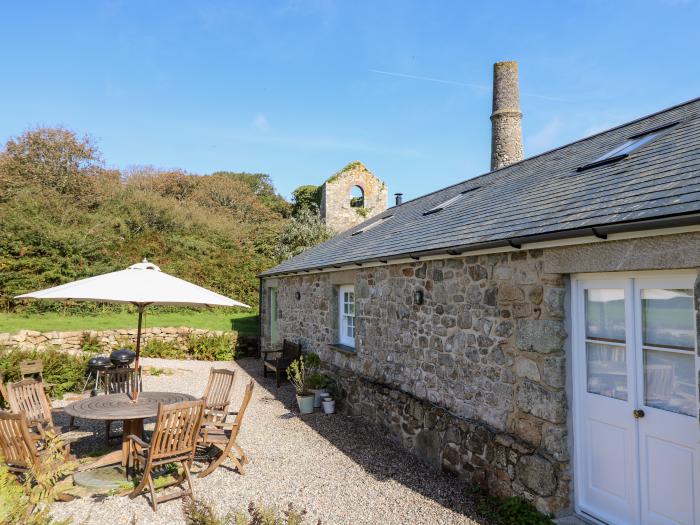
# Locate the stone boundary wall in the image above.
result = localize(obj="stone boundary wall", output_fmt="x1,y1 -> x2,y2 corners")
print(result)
0,327 -> 258,356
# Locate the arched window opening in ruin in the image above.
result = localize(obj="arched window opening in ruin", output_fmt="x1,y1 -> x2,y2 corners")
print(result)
349,185 -> 364,208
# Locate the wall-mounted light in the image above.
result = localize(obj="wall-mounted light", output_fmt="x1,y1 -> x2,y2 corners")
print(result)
413,289 -> 424,305
295,291 -> 301,301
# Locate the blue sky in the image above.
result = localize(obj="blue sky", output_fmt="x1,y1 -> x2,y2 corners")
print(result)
1,1 -> 698,201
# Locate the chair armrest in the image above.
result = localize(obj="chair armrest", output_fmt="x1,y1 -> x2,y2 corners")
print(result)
202,420 -> 237,431
127,434 -> 150,450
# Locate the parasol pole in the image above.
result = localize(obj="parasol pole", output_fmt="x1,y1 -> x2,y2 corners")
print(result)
135,304 -> 145,371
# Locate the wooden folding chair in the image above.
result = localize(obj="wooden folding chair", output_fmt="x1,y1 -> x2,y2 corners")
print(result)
128,399 -> 204,511
0,411 -> 70,475
7,379 -> 57,438
202,368 -> 235,423
197,380 -> 254,478
20,359 -> 45,381
103,367 -> 142,440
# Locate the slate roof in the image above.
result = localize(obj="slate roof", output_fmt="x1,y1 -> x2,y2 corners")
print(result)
262,97 -> 700,277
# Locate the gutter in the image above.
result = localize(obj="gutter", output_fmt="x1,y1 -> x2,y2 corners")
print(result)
259,211 -> 700,278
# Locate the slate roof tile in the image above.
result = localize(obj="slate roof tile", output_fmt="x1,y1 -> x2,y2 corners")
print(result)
262,97 -> 700,276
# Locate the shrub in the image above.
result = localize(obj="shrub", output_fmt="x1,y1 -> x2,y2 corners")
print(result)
0,348 -> 90,401
80,332 -> 102,353
182,499 -> 318,525
141,334 -> 237,361
141,339 -> 187,359
0,431 -> 76,525
467,485 -> 554,525
186,334 -> 236,361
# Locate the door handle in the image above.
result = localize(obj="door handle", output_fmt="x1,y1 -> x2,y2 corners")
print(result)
633,409 -> 645,419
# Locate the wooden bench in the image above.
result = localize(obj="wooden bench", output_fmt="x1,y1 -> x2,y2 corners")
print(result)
262,339 -> 301,387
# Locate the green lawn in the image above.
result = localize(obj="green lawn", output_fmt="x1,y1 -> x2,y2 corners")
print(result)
0,310 -> 258,334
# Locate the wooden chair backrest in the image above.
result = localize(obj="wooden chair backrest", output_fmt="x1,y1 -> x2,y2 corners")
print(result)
232,380 -> 255,431
19,359 -> 44,380
0,411 -> 38,470
0,375 -> 8,405
202,368 -> 235,411
7,379 -> 53,428
150,399 -> 204,460
104,367 -> 142,395
281,340 -> 301,360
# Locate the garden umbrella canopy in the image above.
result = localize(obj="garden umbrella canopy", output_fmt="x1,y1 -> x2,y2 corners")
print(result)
16,259 -> 249,366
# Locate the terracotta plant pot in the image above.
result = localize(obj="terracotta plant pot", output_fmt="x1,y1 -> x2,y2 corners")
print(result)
296,394 -> 315,415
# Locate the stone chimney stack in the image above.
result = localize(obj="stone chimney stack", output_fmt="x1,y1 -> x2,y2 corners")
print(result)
490,61 -> 523,171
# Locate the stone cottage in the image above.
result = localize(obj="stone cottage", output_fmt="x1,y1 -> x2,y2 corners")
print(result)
259,61 -> 700,524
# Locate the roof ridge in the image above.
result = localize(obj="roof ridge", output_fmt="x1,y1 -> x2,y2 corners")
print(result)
393,95 -> 700,209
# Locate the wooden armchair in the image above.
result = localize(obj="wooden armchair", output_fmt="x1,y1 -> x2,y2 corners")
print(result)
202,368 -> 235,423
197,380 -> 254,478
128,399 -> 205,511
262,339 -> 301,387
6,379 -> 64,439
103,367 -> 142,440
0,411 -> 71,475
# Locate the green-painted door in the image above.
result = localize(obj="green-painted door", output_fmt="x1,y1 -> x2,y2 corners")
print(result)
270,288 -> 278,345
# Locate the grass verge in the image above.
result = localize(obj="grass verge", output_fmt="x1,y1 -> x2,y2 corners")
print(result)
0,309 -> 258,334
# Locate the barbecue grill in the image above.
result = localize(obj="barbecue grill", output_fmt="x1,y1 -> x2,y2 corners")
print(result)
110,348 -> 136,368
83,355 -> 114,396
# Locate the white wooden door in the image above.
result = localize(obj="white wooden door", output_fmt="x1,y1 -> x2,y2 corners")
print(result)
574,279 -> 640,524
634,277 -> 699,525
574,274 -> 699,525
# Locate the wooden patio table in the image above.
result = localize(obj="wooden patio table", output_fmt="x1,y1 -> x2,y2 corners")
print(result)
64,391 -> 196,472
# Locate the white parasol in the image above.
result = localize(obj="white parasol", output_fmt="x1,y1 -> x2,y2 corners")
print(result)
16,259 -> 249,367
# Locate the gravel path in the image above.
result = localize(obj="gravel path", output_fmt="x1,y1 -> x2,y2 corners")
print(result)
51,357 -> 483,525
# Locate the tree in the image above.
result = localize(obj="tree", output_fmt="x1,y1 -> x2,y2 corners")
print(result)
291,185 -> 321,216
211,171 -> 291,217
274,206 -> 334,262
0,127 -> 102,198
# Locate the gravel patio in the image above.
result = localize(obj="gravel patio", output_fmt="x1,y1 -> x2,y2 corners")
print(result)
50,357 -> 483,525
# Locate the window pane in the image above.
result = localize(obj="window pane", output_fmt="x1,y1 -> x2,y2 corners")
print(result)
641,289 -> 694,350
585,289 -> 626,342
587,342 -> 628,401
644,349 -> 695,416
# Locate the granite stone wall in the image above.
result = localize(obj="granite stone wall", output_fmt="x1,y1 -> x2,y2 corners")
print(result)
0,327 -> 257,356
319,162 -> 388,233
262,249 -> 570,514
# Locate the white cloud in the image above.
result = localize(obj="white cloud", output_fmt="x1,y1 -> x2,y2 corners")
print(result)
527,117 -> 563,151
252,113 -> 270,131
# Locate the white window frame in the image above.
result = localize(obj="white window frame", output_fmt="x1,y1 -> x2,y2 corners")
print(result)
338,284 -> 356,348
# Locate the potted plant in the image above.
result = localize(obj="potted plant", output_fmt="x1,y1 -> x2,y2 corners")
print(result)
287,357 -> 314,414
307,371 -> 328,408
304,352 -> 328,408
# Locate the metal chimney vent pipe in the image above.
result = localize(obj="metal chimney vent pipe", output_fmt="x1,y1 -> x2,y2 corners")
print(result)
394,193 -> 403,206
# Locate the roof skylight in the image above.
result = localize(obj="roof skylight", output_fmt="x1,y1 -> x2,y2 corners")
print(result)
423,187 -> 481,216
350,214 -> 393,236
577,122 -> 677,172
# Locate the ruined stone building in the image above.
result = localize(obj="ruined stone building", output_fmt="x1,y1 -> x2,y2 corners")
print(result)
319,161 -> 388,233
259,61 -> 700,524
